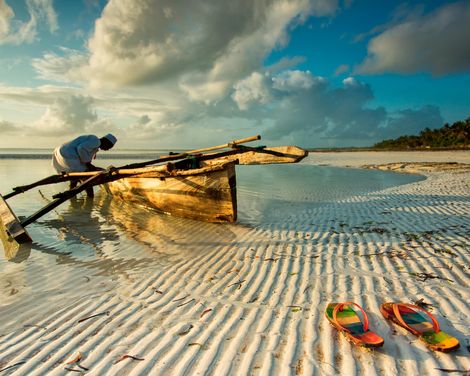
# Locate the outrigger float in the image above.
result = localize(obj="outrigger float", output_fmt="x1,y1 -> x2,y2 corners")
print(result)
0,135 -> 307,246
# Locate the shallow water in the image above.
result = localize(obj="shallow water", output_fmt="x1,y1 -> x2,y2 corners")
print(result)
0,157 -> 423,332
236,163 -> 425,223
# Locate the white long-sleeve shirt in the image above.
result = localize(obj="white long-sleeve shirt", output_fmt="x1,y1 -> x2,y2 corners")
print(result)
52,135 -> 101,172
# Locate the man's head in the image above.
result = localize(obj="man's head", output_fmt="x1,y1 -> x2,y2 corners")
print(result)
100,134 -> 117,150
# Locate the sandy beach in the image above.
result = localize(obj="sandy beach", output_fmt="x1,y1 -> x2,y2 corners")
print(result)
1,151 -> 469,375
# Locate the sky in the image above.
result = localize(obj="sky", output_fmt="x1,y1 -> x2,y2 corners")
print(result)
0,0 -> 469,150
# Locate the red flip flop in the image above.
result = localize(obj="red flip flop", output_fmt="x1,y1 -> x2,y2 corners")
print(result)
380,302 -> 460,352
325,302 -> 384,348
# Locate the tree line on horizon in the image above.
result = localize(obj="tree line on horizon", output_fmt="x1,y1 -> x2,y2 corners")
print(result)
373,118 -> 470,149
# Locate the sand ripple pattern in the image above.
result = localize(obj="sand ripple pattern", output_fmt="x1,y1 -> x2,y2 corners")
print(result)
1,168 -> 469,375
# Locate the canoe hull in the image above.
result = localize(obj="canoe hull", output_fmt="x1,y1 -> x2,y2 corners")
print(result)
103,162 -> 237,222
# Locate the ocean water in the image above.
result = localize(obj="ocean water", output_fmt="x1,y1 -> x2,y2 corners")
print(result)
0,153 -> 424,332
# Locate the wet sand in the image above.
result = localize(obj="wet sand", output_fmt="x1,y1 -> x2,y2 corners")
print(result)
0,151 -> 469,375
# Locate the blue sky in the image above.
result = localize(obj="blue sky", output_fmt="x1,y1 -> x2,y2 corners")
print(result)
275,0 -> 470,121
0,0 -> 469,149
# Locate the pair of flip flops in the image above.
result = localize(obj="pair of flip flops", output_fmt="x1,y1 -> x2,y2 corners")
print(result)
325,301 -> 460,352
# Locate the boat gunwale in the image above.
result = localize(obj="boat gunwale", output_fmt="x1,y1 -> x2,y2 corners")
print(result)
117,160 -> 238,179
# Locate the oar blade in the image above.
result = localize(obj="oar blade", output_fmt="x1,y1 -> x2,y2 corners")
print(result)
0,193 -> 32,244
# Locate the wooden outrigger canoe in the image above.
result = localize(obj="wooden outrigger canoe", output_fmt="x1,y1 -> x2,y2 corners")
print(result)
103,161 -> 238,222
102,146 -> 307,222
0,136 -> 307,245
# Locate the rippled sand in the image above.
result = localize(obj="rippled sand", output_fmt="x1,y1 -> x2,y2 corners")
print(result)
0,152 -> 469,375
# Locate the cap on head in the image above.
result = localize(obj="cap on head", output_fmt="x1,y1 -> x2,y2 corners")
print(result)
103,133 -> 117,145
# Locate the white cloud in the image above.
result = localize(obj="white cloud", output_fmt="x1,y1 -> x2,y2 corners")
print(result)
310,0 -> 339,17
232,70 -> 324,110
234,71 -> 444,147
0,84 -> 80,106
232,72 -> 272,110
0,88 -> 89,142
32,48 -> 89,83
179,0 -> 316,103
356,2 -> 470,75
0,56 -> 23,71
0,119 -> 21,133
264,74 -> 386,144
33,0 -> 57,32
0,1 -> 14,38
0,84 -> 191,145
265,56 -> 306,74
0,69 -> 445,149
0,84 -> 171,116
342,76 -> 358,87
33,0 -> 339,99
272,70 -> 315,91
0,0 -> 58,45
33,95 -> 99,135
127,116 -> 183,140
0,66 -> 444,149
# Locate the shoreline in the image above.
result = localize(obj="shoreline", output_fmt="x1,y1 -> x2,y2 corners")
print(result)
362,161 -> 470,174
308,150 -> 470,173
308,148 -> 470,152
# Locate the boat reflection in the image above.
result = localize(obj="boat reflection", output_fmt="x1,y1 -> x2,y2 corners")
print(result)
2,196 -> 155,281
28,196 -> 162,277
96,194 -> 241,257
2,191 -> 244,279
0,219 -> 31,262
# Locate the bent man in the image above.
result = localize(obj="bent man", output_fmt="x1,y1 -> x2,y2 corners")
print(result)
52,134 -> 117,197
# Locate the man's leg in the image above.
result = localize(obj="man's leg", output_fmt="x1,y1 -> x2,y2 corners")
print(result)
85,185 -> 94,198
69,178 -> 94,198
84,167 -> 94,198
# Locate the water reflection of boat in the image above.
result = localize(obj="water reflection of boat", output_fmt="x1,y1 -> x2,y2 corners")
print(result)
96,194 -> 244,256
2,199 -> 166,285
0,219 -> 31,262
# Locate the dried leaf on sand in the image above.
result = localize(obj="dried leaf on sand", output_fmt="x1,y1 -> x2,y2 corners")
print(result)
200,309 -> 212,318
114,355 -> 145,364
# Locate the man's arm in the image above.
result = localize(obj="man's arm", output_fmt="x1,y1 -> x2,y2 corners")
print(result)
85,162 -> 104,171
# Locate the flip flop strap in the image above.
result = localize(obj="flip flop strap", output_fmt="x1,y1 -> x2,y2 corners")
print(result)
391,303 -> 440,334
332,302 -> 369,333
